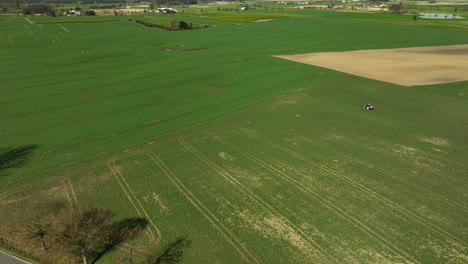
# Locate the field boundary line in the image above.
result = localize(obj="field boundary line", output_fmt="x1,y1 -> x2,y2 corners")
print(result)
0,177 -> 77,212
60,178 -> 76,207
179,135 -> 338,264
46,34 -> 56,43
108,154 -> 161,247
147,152 -> 259,264
250,115 -> 466,188
24,18 -> 34,24
7,34 -> 14,48
298,134 -> 468,211
0,176 -> 76,201
57,24 -> 70,32
108,155 -> 160,250
23,24 -> 42,45
207,131 -> 418,264
335,132 -> 466,185
0,129 -> 199,191
318,127 -> 467,185
240,128 -> 465,245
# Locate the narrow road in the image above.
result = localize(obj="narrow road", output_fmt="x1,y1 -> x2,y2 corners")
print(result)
0,249 -> 33,264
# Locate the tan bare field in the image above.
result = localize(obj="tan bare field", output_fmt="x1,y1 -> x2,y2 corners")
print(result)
94,9 -> 144,16
416,1 -> 468,4
274,44 -> 468,86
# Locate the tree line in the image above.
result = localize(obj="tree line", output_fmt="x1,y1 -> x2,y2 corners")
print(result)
0,199 -> 190,264
132,18 -> 210,31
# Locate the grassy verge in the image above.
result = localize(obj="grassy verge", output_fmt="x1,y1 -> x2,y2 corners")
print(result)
33,18 -> 120,24
0,242 -> 43,264
171,9 -> 291,24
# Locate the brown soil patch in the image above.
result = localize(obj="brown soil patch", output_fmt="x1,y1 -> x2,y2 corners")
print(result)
273,44 -> 468,86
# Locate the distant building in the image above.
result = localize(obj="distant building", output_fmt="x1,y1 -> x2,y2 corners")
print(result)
157,7 -> 178,13
63,10 -> 81,16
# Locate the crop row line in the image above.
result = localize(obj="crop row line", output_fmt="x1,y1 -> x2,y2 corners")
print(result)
240,127 -> 465,246
108,155 -> 162,247
206,131 -> 417,263
7,34 -> 14,48
147,151 -> 259,264
178,136 -> 338,264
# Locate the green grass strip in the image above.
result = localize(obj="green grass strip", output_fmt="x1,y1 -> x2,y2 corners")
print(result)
35,18 -> 120,24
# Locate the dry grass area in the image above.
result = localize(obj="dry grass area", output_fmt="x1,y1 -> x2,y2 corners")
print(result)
94,9 -> 144,16
274,44 -> 468,86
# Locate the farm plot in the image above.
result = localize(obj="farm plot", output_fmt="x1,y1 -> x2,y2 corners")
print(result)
0,177 -> 77,211
274,44 -> 468,86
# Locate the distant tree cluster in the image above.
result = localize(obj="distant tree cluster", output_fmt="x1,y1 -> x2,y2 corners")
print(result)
22,3 -> 55,16
135,19 -> 177,31
0,5 -> 9,12
89,4 -> 117,9
134,18 -> 208,31
388,2 -> 402,13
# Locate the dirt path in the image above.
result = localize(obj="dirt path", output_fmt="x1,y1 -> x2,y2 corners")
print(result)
274,44 -> 468,86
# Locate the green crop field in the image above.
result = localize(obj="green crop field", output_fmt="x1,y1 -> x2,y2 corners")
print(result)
0,7 -> 467,264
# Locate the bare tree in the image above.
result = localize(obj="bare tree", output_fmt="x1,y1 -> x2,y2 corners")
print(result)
55,206 -> 113,264
54,205 -> 148,264
21,199 -> 65,251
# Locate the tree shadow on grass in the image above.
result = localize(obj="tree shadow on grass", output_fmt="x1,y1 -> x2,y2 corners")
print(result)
0,145 -> 39,174
91,217 -> 149,264
146,236 -> 192,264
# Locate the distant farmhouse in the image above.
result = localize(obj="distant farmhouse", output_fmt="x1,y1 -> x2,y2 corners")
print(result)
197,0 -> 241,4
157,7 -> 178,13
63,10 -> 81,16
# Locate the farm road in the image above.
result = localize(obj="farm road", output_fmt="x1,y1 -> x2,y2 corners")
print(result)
0,250 -> 33,264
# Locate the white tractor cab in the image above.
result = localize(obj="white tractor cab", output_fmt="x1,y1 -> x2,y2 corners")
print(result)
363,104 -> 374,110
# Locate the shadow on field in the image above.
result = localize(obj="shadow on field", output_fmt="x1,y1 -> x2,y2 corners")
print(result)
146,236 -> 192,264
0,145 -> 39,174
91,217 -> 149,264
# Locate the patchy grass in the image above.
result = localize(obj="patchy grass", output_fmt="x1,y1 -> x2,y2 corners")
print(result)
171,9 -> 291,24
33,17 -> 120,24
